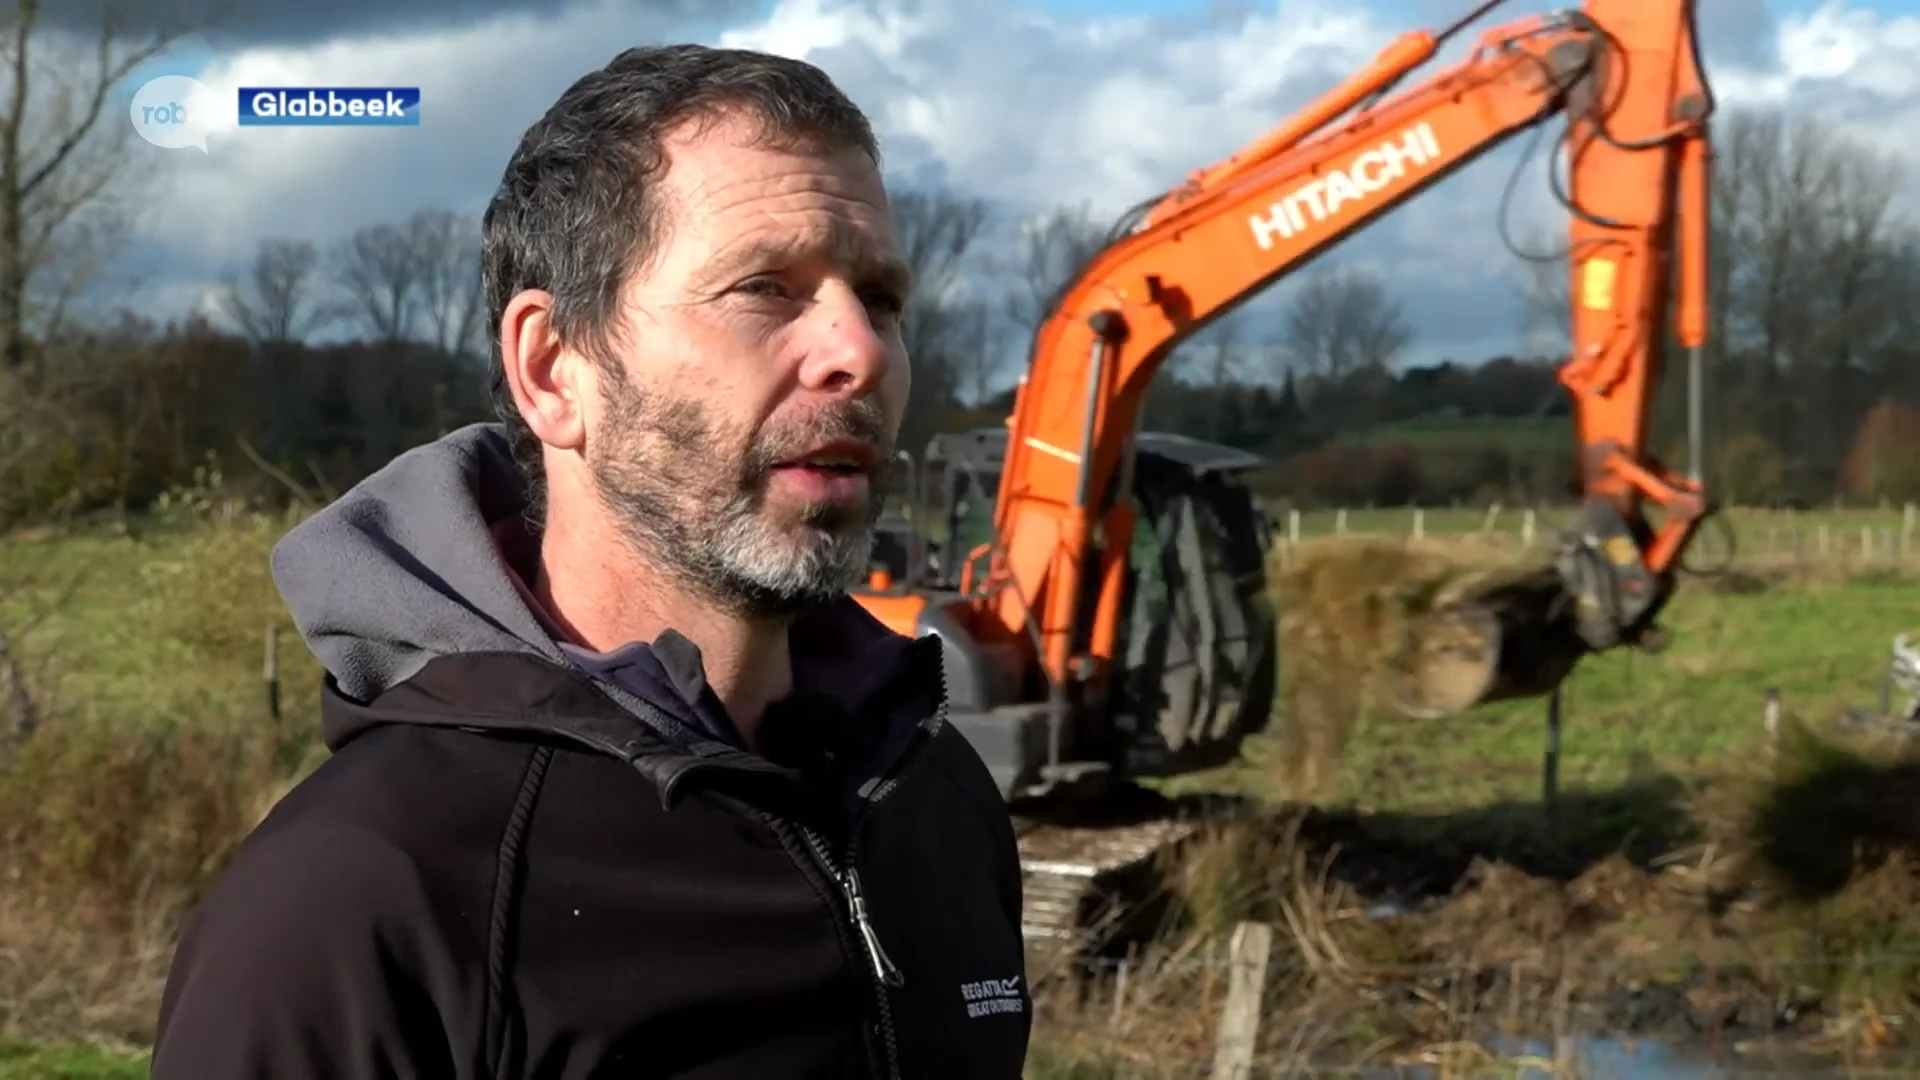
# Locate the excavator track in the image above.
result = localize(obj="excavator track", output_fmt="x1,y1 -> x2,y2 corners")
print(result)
1012,815 -> 1205,950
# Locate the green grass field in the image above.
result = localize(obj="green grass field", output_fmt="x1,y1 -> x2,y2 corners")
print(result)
0,1044 -> 143,1080
8,506 -> 1912,797
0,511 -> 325,725
1335,415 -> 1568,452
1242,569 -> 1919,811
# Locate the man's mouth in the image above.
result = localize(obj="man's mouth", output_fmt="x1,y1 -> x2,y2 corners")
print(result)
771,440 -> 876,477
760,439 -> 879,505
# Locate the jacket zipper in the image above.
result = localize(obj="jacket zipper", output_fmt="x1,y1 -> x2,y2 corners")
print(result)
800,642 -> 951,1080
800,826 -> 905,1079
597,639 -> 951,1080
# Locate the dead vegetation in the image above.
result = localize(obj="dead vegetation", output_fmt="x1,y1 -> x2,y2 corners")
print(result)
0,721 -> 281,1045
0,499 -> 321,1047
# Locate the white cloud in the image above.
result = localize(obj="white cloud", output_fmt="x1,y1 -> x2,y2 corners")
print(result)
108,0 -> 1920,366
1717,1 -> 1920,184
722,0 -> 1389,214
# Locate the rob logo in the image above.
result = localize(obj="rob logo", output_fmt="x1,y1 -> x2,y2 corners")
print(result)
129,75 -> 219,152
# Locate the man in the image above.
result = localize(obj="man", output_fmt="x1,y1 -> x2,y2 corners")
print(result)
151,44 -> 1030,1079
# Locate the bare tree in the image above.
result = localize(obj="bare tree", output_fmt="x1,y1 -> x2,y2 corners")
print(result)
1279,264 -> 1412,377
222,238 -> 335,345
1278,264 -> 1411,430
331,221 -> 421,343
1172,311 -> 1251,440
0,0 -> 206,369
1008,200 -> 1110,336
1706,105 -> 1918,484
1502,110 -> 1919,500
408,208 -> 485,359
937,300 -> 998,408
1510,222 -> 1569,358
890,187 -> 995,408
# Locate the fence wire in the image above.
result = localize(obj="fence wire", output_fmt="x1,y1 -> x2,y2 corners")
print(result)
1072,950 -> 1920,977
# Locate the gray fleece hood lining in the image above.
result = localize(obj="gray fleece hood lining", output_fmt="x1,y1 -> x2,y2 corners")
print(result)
270,422 -> 921,753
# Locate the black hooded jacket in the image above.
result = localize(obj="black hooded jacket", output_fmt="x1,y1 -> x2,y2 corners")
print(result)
150,423 -> 1031,1080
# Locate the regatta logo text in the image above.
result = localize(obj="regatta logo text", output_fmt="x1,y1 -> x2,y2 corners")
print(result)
1247,123 -> 1442,250
960,976 -> 1026,1019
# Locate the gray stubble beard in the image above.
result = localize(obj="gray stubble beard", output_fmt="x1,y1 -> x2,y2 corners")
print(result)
588,363 -> 892,621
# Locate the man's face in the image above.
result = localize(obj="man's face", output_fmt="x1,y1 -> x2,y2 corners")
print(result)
584,111 -> 912,619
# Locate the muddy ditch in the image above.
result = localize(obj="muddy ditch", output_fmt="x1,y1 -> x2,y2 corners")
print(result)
1038,744 -> 1920,1070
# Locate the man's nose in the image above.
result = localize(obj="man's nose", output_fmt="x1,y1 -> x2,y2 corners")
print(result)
794,286 -> 892,396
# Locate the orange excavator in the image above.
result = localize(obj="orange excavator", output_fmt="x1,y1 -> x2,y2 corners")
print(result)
857,0 -> 1716,943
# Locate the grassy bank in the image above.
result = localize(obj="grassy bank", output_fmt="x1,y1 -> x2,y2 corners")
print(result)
3,504 -> 1920,1074
0,505 -> 323,1055
0,1043 -> 144,1080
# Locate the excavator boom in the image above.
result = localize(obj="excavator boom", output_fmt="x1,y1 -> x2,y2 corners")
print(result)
981,0 -> 1712,706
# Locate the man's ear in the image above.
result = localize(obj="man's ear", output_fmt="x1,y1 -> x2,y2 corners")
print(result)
499,289 -> 591,452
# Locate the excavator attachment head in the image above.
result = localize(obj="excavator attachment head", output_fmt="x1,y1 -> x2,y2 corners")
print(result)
1377,497 -> 1696,719
1379,567 -> 1593,719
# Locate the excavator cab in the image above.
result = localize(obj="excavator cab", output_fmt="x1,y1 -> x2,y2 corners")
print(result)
863,429 -> 1279,798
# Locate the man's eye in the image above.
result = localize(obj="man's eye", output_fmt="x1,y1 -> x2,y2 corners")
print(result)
737,277 -> 789,299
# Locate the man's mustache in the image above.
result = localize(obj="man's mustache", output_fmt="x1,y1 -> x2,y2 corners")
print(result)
743,399 -> 891,478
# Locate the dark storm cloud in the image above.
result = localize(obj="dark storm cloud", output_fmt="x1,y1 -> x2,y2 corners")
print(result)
49,0 -> 753,49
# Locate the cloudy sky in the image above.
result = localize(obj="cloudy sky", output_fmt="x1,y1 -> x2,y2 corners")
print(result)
81,0 -> 1920,374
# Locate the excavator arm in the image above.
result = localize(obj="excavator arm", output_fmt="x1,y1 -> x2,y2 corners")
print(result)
972,0 -> 1715,718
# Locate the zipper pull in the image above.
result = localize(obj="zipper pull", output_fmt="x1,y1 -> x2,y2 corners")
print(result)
842,864 -> 905,989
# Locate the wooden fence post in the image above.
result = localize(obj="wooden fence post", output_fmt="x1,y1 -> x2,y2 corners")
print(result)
1763,688 -> 1782,763
265,623 -> 281,722
1210,920 -> 1274,1080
